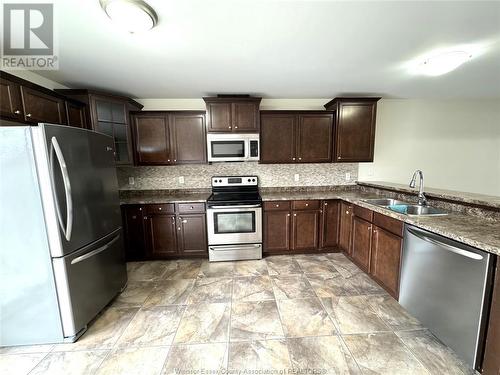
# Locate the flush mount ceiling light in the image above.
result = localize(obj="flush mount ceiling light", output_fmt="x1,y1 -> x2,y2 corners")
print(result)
100,0 -> 158,33
417,50 -> 473,76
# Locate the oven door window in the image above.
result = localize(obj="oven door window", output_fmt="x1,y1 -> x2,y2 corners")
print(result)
211,141 -> 245,158
214,212 -> 255,234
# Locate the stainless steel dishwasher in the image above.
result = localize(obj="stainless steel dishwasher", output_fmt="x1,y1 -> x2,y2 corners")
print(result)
399,225 -> 493,370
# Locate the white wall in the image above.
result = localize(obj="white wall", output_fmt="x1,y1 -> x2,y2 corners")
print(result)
5,70 -> 68,90
358,99 -> 500,196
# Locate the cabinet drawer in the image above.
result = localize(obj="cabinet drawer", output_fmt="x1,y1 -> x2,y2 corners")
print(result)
177,202 -> 205,213
353,205 -> 373,222
292,200 -> 320,210
373,212 -> 403,237
145,204 -> 175,214
264,201 -> 291,211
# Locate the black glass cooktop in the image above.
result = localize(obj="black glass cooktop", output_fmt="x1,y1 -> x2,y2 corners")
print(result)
207,191 -> 262,207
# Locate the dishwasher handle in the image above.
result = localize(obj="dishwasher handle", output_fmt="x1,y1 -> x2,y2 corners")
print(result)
407,226 -> 484,261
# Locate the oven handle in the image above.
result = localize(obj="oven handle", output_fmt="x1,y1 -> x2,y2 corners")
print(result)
209,244 -> 262,251
209,204 -> 262,209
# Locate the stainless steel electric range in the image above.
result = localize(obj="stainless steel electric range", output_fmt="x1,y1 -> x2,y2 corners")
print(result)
206,176 -> 262,262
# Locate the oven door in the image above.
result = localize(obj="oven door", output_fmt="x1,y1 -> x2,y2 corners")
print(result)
207,206 -> 262,245
207,135 -> 248,162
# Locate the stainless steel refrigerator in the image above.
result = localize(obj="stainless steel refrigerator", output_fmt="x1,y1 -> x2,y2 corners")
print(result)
0,123 -> 127,346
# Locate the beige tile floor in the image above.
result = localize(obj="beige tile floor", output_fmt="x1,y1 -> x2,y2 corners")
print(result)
1,253 -> 476,375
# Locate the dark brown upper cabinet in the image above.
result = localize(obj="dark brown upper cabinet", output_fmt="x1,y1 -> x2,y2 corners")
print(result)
203,97 -> 261,133
131,111 -> 206,166
0,76 -> 24,121
1,71 -> 87,127
56,89 -> 143,165
260,111 -> 333,164
324,97 -> 381,162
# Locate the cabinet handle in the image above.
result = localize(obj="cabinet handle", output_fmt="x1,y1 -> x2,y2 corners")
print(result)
346,211 -> 349,214
171,217 -> 175,223
287,214 -> 290,217
368,226 -> 372,230
319,210 -> 322,213
373,229 -> 378,233
14,110 -> 21,114
177,227 -> 181,231
235,126 -> 238,129
174,159 -> 177,162
324,202 -> 328,206
132,215 -> 137,219
338,156 -> 341,160
190,206 -> 194,210
158,207 -> 162,210
275,204 -> 279,207
292,157 -> 296,161
26,113 -> 32,118
167,159 -> 171,162
139,207 -> 142,211
182,219 -> 187,223
228,126 -> 232,129
299,157 -> 302,161
293,213 -> 297,217
305,203 -> 309,207
144,216 -> 148,220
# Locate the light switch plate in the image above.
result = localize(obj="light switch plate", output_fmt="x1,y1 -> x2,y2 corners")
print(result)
345,173 -> 351,181
128,177 -> 135,185
294,174 -> 300,182
178,176 -> 185,184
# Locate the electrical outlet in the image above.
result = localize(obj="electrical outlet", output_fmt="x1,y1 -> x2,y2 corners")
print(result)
345,173 -> 351,181
128,177 -> 135,185
367,167 -> 374,177
178,176 -> 185,184
294,174 -> 300,182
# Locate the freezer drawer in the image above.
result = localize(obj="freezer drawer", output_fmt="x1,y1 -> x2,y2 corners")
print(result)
52,229 -> 127,338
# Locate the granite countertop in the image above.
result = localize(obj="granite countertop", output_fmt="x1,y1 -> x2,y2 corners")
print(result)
119,189 -> 211,204
120,187 -> 500,257
357,181 -> 500,209
261,190 -> 500,257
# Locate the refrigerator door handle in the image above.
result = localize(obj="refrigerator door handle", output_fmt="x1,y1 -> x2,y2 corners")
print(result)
407,227 -> 483,260
70,234 -> 120,265
50,136 -> 73,242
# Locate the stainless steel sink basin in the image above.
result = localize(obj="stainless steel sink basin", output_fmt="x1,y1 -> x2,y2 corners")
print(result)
363,198 -> 410,206
387,204 -> 448,217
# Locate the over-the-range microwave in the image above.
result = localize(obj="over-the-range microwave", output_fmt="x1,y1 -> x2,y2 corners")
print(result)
207,133 -> 259,162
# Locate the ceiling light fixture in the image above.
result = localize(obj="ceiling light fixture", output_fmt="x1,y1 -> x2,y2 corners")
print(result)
100,0 -> 158,33
417,50 -> 473,76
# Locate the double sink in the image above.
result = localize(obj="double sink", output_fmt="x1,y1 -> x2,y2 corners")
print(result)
362,198 -> 448,217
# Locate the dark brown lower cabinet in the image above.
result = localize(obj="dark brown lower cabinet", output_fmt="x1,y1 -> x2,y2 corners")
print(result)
320,200 -> 339,249
263,209 -> 291,253
292,210 -> 320,251
178,214 -> 207,255
121,203 -> 207,260
121,205 -> 147,261
370,227 -> 403,298
146,213 -> 178,258
339,202 -> 353,254
482,259 -> 500,374
351,216 -> 372,272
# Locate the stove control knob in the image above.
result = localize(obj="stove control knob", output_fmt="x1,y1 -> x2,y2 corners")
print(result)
248,179 -> 251,182
252,178 -> 256,182
219,179 -> 222,183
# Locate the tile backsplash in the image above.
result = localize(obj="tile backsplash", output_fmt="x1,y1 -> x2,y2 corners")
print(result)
117,163 -> 358,190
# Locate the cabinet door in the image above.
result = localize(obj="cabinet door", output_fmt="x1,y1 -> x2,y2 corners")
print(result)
320,200 -> 339,249
206,102 -> 232,132
260,114 -> 296,163
122,205 -> 147,261
178,213 -> 207,256
370,227 -> 402,298
145,213 -> 178,258
171,113 -> 207,164
232,102 -> 259,132
0,77 -> 24,121
20,86 -> 67,124
132,115 -> 172,165
263,210 -> 291,253
335,101 -> 377,162
351,217 -> 372,272
482,261 -> 500,375
292,210 -> 320,251
339,202 -> 353,253
65,101 -> 86,128
297,114 -> 333,163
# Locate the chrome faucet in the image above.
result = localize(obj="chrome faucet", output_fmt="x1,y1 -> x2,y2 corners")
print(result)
409,170 -> 427,206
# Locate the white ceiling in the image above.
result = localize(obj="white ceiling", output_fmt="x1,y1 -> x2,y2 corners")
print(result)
36,0 -> 500,99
